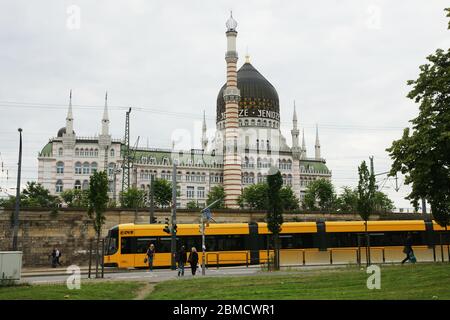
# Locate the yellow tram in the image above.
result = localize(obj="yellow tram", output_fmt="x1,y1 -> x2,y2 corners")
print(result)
104,220 -> 449,268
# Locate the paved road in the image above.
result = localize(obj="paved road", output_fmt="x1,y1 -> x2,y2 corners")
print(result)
20,263 -> 353,285
21,266 -> 261,284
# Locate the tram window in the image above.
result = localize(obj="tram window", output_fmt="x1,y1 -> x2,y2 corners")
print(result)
180,236 -> 202,251
216,235 -> 246,251
106,228 -> 119,255
136,237 -> 157,254
121,237 -> 134,254
157,237 -> 172,253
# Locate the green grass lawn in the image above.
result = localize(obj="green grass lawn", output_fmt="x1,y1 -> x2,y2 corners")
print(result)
147,263 -> 450,300
0,281 -> 143,300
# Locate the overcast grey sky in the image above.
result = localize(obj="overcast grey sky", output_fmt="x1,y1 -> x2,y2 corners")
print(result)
0,1 -> 449,209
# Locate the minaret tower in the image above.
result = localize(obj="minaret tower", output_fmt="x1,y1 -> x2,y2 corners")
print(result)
301,129 -> 307,159
99,91 -> 112,171
315,124 -> 321,160
223,12 -> 241,208
201,110 -> 208,150
101,91 -> 110,136
291,101 -> 300,159
62,89 -> 76,148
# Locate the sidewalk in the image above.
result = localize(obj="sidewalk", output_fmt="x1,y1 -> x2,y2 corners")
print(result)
21,266 -> 126,277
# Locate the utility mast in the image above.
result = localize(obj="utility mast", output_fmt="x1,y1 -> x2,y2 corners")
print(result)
121,108 -> 132,193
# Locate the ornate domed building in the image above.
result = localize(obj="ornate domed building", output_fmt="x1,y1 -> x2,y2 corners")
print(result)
37,14 -> 331,208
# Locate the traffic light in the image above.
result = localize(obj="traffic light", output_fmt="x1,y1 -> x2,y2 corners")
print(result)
173,224 -> 177,234
163,217 -> 170,234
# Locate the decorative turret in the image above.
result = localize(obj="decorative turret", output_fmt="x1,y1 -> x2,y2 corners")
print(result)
291,101 -> 300,159
315,124 -> 321,160
202,110 -> 208,150
301,128 -> 307,159
101,91 -> 110,136
99,91 -> 112,152
61,89 -> 76,148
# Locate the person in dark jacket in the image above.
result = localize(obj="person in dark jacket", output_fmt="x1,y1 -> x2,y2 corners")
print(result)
188,247 -> 199,276
176,245 -> 187,276
146,243 -> 155,271
401,233 -> 414,264
50,248 -> 57,268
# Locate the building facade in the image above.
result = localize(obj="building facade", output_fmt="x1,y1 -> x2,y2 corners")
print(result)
37,14 -> 332,208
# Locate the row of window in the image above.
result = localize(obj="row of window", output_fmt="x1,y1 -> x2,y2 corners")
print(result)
55,179 -> 89,193
56,161 -> 98,175
186,186 -> 205,199
120,235 -> 248,254
137,170 -> 224,184
242,173 -> 293,186
217,119 -> 280,129
242,158 -> 292,170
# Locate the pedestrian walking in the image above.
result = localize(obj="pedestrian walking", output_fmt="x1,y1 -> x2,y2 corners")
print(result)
55,248 -> 62,266
176,245 -> 187,276
50,248 -> 57,268
146,243 -> 155,272
401,233 -> 416,264
188,247 -> 199,276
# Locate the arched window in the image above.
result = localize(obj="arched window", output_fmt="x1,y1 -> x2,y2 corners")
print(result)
80,148 -> 84,157
287,174 -> 292,186
58,147 -> 63,156
82,180 -> 89,190
257,158 -> 262,169
75,162 -> 82,174
89,148 -> 94,157
75,148 -> 79,156
249,172 -> 255,184
110,149 -> 115,157
82,162 -> 90,175
257,173 -> 263,184
56,161 -> 64,174
287,159 -> 292,170
91,162 -> 98,174
55,180 -> 63,193
74,180 -> 81,190
94,149 -> 98,157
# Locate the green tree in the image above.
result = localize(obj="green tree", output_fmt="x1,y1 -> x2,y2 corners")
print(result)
303,179 -> 336,211
336,186 -> 358,213
0,182 -> 60,211
61,189 -> 89,208
280,186 -> 300,211
206,185 -> 225,209
357,160 -> 376,265
266,168 -> 283,270
120,188 -> 147,209
387,12 -> 450,231
238,183 -> 268,209
373,191 -> 395,213
153,179 -> 173,208
186,200 -> 200,210
87,171 -> 109,278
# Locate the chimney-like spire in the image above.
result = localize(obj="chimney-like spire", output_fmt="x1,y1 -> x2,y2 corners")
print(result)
291,101 -> 300,159
315,124 -> 321,160
101,91 -> 110,136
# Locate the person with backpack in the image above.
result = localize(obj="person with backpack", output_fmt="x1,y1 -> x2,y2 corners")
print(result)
55,248 -> 62,266
188,247 -> 199,276
146,243 -> 155,272
176,245 -> 187,277
401,233 -> 416,264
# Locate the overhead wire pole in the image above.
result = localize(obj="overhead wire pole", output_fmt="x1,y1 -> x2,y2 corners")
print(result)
170,161 -> 177,270
12,128 -> 23,251
121,108 -> 131,193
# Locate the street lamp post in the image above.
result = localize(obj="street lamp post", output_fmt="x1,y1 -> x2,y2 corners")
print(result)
200,198 -> 221,276
12,128 -> 23,251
